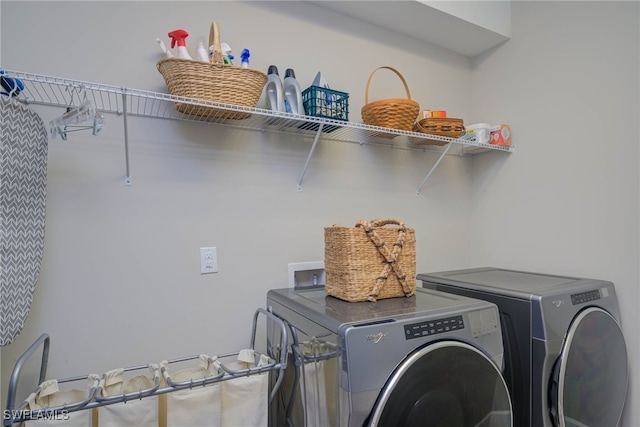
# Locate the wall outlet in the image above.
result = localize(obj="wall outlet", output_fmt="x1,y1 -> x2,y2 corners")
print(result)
200,247 -> 218,274
288,261 -> 325,288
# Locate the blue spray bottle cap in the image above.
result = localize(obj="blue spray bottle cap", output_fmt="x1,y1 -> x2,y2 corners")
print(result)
268,65 -> 279,76
241,49 -> 250,61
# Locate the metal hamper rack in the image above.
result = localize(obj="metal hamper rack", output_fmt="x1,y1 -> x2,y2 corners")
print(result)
3,308 -> 288,426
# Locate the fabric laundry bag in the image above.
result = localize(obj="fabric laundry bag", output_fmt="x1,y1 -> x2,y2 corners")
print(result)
161,355 -> 222,427
97,365 -> 159,427
215,349 -> 270,427
21,376 -> 99,427
299,340 -> 338,427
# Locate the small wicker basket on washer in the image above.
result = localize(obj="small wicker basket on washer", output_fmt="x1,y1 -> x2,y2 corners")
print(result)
361,67 -> 420,137
324,218 -> 416,303
157,22 -> 267,120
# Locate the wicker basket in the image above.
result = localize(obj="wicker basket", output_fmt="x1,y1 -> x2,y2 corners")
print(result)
413,117 -> 465,142
324,218 -> 416,302
361,67 -> 420,136
157,22 -> 267,120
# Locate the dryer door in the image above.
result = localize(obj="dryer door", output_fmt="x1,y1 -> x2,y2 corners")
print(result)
550,307 -> 628,427
368,341 -> 512,427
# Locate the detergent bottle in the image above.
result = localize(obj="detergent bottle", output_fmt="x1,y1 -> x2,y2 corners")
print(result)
266,65 -> 284,112
168,29 -> 192,60
196,40 -> 209,62
283,68 -> 304,115
221,43 -> 234,65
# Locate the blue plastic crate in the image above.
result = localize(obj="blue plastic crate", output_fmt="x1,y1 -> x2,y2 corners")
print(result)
302,85 -> 349,122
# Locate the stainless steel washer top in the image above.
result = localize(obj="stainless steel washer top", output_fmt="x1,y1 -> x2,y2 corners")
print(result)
267,287 -> 513,427
270,285 -> 500,331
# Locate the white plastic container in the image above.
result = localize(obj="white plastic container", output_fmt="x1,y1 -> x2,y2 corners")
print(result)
196,40 -> 209,62
266,65 -> 284,112
465,123 -> 492,144
156,38 -> 174,58
283,68 -> 304,115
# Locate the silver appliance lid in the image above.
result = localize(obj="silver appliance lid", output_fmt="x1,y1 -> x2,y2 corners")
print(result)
267,287 -> 493,333
417,267 -> 610,299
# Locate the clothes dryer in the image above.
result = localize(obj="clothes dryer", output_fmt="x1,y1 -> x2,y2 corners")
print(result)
266,287 -> 513,427
418,267 -> 628,427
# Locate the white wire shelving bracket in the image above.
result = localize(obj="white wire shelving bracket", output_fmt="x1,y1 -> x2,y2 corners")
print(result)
3,70 -> 513,191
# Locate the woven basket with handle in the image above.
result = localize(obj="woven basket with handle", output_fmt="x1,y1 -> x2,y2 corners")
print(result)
411,117 -> 465,146
157,22 -> 267,120
324,218 -> 416,302
361,67 -> 420,135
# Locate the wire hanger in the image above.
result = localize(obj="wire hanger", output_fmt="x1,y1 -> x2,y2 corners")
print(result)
49,85 -> 104,140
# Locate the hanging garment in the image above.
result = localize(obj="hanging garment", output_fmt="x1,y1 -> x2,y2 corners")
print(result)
0,95 -> 48,346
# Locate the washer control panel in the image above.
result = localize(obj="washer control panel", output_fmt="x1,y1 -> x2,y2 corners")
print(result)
571,289 -> 601,305
404,315 -> 464,340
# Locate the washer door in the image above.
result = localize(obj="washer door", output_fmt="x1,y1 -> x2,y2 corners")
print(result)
550,307 -> 628,427
368,341 -> 512,427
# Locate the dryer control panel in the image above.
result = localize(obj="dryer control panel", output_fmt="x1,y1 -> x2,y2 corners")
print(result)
570,289 -> 601,305
404,315 -> 464,340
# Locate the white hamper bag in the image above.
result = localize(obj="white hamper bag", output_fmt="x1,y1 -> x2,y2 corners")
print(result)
216,349 -> 269,427
300,340 -> 338,427
22,376 -> 99,427
97,365 -> 159,427
161,355 -> 222,427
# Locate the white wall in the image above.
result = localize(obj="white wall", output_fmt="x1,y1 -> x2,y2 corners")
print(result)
469,2 -> 640,425
1,2 -> 639,427
420,0 -> 511,38
0,0 -> 476,403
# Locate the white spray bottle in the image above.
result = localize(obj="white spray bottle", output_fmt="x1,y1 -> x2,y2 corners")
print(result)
167,29 -> 192,60
265,65 -> 284,112
156,38 -> 174,58
196,40 -> 210,62
283,68 -> 304,115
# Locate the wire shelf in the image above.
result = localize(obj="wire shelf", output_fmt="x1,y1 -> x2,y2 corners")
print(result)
2,69 -> 513,190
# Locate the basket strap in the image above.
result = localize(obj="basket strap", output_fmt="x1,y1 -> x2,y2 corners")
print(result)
356,219 -> 415,302
209,21 -> 223,65
364,66 -> 413,105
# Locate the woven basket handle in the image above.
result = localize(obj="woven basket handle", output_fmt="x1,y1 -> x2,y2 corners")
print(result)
364,66 -> 413,105
369,218 -> 405,228
356,218 -> 414,302
208,21 -> 224,65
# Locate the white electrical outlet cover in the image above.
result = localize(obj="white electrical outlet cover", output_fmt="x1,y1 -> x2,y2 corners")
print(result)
200,247 -> 218,274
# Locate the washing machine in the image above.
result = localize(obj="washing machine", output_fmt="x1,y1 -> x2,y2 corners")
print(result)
266,286 -> 513,427
418,267 -> 629,427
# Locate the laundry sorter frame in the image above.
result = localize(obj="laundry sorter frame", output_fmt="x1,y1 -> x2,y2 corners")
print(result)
3,308 -> 288,426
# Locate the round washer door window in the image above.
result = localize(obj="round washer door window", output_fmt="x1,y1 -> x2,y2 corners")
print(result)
551,307 -> 628,427
368,341 -> 512,427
